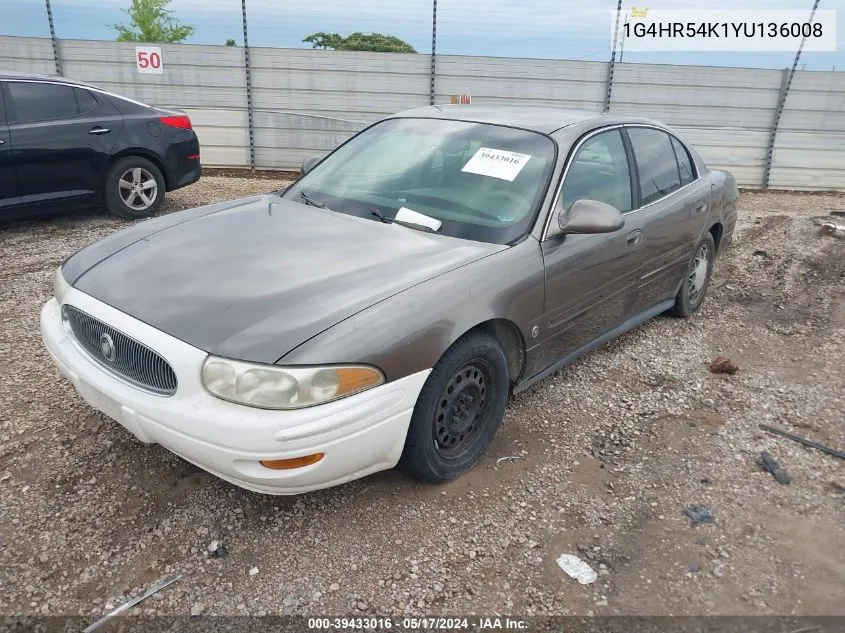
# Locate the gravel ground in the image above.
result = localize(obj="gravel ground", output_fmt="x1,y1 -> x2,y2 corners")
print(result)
1,179 -> 843,621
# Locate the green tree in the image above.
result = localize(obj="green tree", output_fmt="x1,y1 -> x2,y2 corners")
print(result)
225,38 -> 237,47
303,32 -> 416,53
112,0 -> 194,43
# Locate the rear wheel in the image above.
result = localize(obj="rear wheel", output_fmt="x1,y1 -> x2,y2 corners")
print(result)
104,156 -> 165,219
670,232 -> 715,317
398,331 -> 509,483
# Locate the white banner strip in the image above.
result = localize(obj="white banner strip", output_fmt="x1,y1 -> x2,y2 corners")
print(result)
611,10 -> 837,52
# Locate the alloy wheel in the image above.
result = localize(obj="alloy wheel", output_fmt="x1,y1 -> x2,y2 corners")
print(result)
118,167 -> 158,211
687,243 -> 710,304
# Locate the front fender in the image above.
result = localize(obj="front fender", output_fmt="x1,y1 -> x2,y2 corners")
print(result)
279,239 -> 546,382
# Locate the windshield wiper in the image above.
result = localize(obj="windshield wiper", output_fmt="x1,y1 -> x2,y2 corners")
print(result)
370,208 -> 438,234
370,208 -> 389,223
300,190 -> 329,209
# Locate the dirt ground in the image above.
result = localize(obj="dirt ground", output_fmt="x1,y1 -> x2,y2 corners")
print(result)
0,181 -> 843,621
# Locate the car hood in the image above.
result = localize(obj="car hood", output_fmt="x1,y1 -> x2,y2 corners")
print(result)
64,195 -> 505,363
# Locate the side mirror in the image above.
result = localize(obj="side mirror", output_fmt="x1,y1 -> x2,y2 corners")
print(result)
300,154 -> 323,177
558,199 -> 625,234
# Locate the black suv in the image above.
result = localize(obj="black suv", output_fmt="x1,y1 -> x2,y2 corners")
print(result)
0,72 -> 201,220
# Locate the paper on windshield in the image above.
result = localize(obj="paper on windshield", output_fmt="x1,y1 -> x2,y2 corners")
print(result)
395,207 -> 442,232
461,147 -> 531,182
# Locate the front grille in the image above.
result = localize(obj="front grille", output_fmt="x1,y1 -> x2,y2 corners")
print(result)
62,305 -> 177,396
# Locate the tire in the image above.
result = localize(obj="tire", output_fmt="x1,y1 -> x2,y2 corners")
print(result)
398,331 -> 510,483
670,232 -> 716,318
103,156 -> 166,219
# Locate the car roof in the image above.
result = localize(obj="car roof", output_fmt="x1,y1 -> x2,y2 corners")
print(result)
391,104 -> 662,134
0,70 -> 93,88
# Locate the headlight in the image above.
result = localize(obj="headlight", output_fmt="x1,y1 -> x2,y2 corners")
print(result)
53,267 -> 70,304
201,356 -> 384,410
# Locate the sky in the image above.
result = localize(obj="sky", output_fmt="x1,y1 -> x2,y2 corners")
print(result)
2,0 -> 843,70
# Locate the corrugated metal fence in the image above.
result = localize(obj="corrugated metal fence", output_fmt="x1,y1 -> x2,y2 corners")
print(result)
1,35 -> 843,190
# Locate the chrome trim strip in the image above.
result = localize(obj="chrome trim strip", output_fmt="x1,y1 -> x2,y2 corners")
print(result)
1,78 -> 152,108
541,123 -> 702,241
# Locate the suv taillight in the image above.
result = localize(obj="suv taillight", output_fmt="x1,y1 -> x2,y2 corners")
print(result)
160,115 -> 192,130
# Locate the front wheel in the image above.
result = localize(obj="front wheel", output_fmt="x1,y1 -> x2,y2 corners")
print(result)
104,156 -> 165,219
670,232 -> 715,318
398,331 -> 510,483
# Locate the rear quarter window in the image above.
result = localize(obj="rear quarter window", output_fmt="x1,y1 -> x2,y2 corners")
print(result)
74,88 -> 99,114
671,136 -> 696,185
627,127 -> 682,206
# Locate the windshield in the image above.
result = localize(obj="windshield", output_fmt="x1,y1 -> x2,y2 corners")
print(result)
282,118 -> 557,244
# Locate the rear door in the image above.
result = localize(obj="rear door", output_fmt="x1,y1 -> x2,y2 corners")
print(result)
537,128 -> 642,368
0,83 -> 17,209
625,126 -> 711,311
4,81 -> 123,205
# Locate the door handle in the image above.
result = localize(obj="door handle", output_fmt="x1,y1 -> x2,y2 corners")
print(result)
626,230 -> 643,247
88,127 -> 110,135
0,140 -> 4,145
694,201 -> 708,214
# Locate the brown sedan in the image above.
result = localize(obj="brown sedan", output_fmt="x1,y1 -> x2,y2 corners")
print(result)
43,106 -> 737,494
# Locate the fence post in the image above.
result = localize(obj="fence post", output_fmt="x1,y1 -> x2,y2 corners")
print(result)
241,0 -> 256,171
429,0 -> 437,105
762,68 -> 790,190
44,0 -> 62,76
761,0 -> 819,189
603,0 -> 623,112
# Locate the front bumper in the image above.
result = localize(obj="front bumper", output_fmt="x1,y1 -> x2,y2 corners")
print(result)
40,291 -> 429,495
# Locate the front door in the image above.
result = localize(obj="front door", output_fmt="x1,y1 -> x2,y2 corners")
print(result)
0,85 -> 17,209
3,81 -> 122,205
537,128 -> 643,369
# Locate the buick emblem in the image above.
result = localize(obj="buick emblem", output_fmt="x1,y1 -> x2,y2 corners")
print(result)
99,333 -> 116,362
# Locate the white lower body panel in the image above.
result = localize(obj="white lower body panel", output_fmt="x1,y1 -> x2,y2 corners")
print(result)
40,292 -> 429,495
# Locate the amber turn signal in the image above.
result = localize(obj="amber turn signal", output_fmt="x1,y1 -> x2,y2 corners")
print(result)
336,367 -> 383,395
260,453 -> 325,470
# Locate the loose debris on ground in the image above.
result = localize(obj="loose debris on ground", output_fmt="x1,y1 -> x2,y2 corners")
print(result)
684,505 -> 715,527
759,451 -> 791,485
760,424 -> 845,461
556,555 -> 597,585
708,356 -> 739,375
1,185 -> 844,618
820,221 -> 845,238
495,456 -> 525,467
81,574 -> 181,633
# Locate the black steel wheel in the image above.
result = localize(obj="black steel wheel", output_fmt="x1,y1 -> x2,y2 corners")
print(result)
433,359 -> 493,459
399,331 -> 509,483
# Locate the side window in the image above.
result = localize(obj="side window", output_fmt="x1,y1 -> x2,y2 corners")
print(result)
627,128 -> 682,205
560,129 -> 632,213
671,136 -> 695,185
74,88 -> 99,115
7,82 -> 79,124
